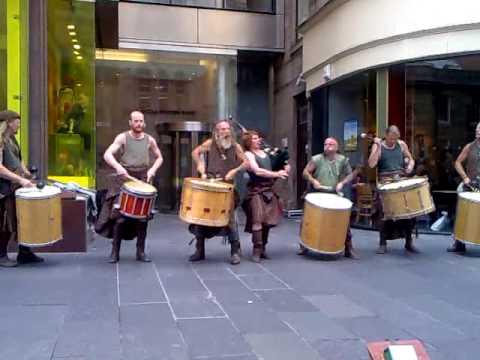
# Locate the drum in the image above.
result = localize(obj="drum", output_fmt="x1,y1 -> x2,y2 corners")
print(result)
15,185 -> 62,247
300,193 -> 352,255
179,177 -> 234,227
119,181 -> 157,219
377,177 -> 435,220
454,192 -> 480,245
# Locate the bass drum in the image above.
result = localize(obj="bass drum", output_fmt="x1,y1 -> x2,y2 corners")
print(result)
454,191 -> 480,245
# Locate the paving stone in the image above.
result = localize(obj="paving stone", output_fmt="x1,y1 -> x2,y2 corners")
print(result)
204,279 -> 256,305
178,318 -> 252,358
171,294 -> 225,319
118,261 -> 166,305
255,290 -> 319,313
339,317 -> 413,342
238,273 -> 288,290
311,339 -> 370,360
305,294 -> 375,319
244,332 -> 323,360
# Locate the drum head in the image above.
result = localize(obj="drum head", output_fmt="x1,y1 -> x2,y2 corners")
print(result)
378,177 -> 426,191
123,181 -> 157,195
459,191 -> 480,203
305,193 -> 352,210
187,178 -> 232,191
15,185 -> 61,199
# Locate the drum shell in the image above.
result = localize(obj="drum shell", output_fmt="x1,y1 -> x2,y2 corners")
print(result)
119,186 -> 156,219
379,178 -> 435,220
16,193 -> 62,247
179,178 -> 233,227
300,197 -> 351,254
454,195 -> 480,245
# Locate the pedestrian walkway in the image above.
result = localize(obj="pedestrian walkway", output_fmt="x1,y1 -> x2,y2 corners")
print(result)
1,214 -> 479,360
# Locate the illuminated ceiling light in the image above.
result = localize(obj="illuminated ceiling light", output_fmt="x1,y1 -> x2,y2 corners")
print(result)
67,24 -> 75,30
69,31 -> 77,36
73,50 -> 80,55
72,38 -> 78,43
75,83 -> 82,87
73,44 -> 81,50
95,49 -> 148,63
76,56 -> 83,60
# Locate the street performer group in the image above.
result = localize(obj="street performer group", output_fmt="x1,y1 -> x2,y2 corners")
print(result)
2,104 -> 480,267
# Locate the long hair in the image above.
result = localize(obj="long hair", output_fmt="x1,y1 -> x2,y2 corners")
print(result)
213,118 -> 237,145
242,130 -> 259,151
0,110 -> 20,147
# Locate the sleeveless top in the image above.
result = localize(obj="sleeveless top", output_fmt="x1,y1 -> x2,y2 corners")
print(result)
248,152 -> 273,185
0,136 -> 22,196
378,141 -> 404,175
312,153 -> 351,188
119,132 -> 150,171
466,140 -> 480,182
206,142 -> 240,179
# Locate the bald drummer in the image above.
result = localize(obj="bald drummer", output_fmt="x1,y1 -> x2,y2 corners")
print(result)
95,110 -> 163,263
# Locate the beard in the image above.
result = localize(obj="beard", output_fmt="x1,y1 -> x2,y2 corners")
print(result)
215,133 -> 233,150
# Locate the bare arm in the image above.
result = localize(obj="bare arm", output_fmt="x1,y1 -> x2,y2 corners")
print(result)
192,139 -> 212,178
399,140 -> 415,173
0,164 -> 33,187
224,144 -> 248,181
103,133 -> 127,175
147,136 -> 163,182
302,160 -> 322,189
245,151 -> 286,179
368,139 -> 382,168
455,143 -> 471,184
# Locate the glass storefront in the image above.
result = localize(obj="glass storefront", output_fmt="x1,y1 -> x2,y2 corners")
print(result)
95,49 -> 237,196
121,0 -> 275,13
0,0 -> 29,158
47,0 -> 96,188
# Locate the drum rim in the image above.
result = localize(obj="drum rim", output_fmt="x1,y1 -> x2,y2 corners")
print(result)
121,188 -> 157,198
123,181 -> 157,195
298,241 -> 344,255
455,238 -> 480,246
377,177 -> 428,193
382,205 -> 435,220
178,212 -> 230,227
185,177 -> 233,192
18,236 -> 62,247
304,193 -> 352,211
15,186 -> 62,199
458,192 -> 480,203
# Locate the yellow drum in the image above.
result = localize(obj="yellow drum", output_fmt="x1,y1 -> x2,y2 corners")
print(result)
15,185 -> 62,247
378,177 -> 435,220
300,193 -> 352,255
454,192 -> 480,245
179,177 -> 234,227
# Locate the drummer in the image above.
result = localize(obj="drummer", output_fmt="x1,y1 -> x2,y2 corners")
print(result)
0,110 -> 40,267
299,137 -> 359,259
95,110 -> 163,263
368,125 -> 419,254
242,131 -> 288,262
448,121 -> 480,253
188,119 -> 247,265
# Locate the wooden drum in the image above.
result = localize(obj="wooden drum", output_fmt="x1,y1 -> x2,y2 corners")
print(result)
378,177 -> 435,220
300,193 -> 352,255
179,178 -> 234,227
119,181 -> 157,219
454,192 -> 480,245
15,185 -> 62,247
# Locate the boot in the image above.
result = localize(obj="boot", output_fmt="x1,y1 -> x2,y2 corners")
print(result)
344,231 -> 359,260
17,245 -> 44,265
108,239 -> 121,263
136,222 -> 151,262
189,237 -> 205,262
297,244 -> 308,256
261,227 -> 270,260
230,240 -> 241,265
0,234 -> 16,267
447,240 -> 466,253
405,233 -> 420,253
251,230 -> 263,263
376,234 -> 387,254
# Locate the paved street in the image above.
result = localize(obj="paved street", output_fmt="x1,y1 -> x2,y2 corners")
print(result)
1,214 -> 480,360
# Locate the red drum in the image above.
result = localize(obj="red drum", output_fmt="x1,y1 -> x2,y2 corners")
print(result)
119,181 -> 157,219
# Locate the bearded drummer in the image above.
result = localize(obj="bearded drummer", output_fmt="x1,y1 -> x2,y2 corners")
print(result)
299,137 -> 359,259
0,110 -> 42,267
188,119 -> 247,265
447,121 -> 480,253
96,110 -> 163,263
368,125 -> 419,254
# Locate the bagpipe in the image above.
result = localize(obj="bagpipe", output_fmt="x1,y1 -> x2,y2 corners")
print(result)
229,117 -> 289,171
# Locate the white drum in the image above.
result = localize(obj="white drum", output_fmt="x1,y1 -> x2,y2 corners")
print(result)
15,185 -> 63,247
300,193 -> 352,254
454,191 -> 480,245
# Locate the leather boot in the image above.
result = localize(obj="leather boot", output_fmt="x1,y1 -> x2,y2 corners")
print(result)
136,222 -> 151,262
189,237 -> 205,262
108,239 -> 121,263
251,230 -> 263,263
376,233 -> 387,254
0,233 -> 16,267
17,245 -> 44,265
447,240 -> 466,253
261,227 -> 270,259
230,240 -> 241,265
405,233 -> 420,253
344,230 -> 359,259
